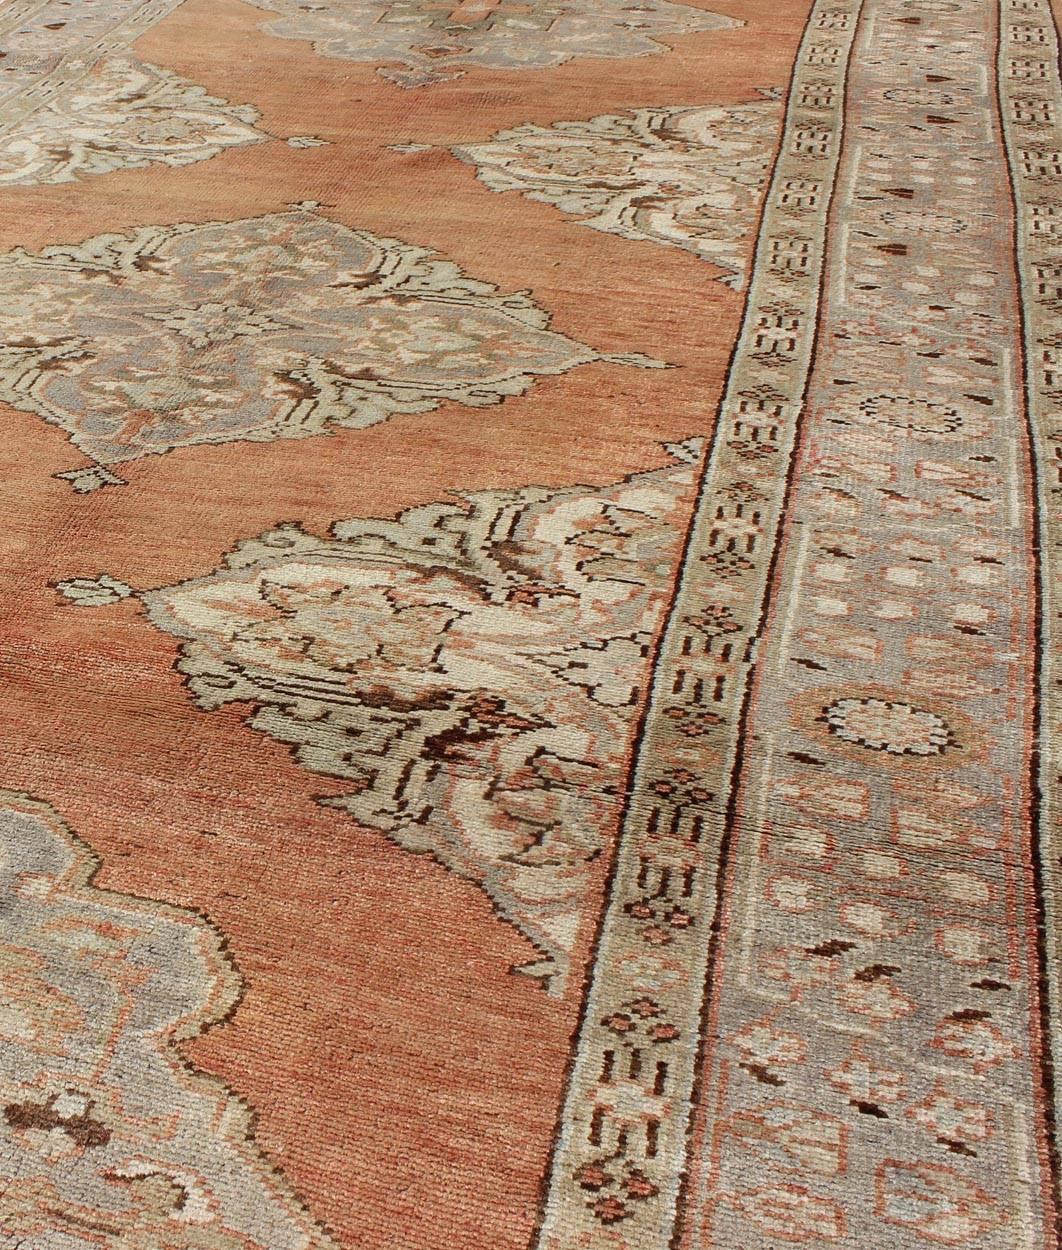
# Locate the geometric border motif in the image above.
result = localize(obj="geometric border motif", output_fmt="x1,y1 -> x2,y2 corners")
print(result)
998,0 -> 1062,1212
536,0 -> 1062,1244
532,0 -> 864,1243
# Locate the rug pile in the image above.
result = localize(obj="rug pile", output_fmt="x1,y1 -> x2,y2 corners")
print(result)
0,0 -> 1058,1247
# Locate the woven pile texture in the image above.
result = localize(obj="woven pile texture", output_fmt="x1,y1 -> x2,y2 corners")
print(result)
0,1 -> 1059,1248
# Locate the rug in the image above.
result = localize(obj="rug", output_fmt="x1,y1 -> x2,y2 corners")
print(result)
0,0 -> 1059,1247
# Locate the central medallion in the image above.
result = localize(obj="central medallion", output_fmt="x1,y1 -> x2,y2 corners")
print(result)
0,204 -> 659,490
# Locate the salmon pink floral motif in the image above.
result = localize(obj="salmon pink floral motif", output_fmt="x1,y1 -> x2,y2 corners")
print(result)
0,205 -> 656,491
0,793 -> 333,1249
876,1162 -> 1004,1245
454,97 -> 782,287
721,1185 -> 846,1242
58,445 -> 701,990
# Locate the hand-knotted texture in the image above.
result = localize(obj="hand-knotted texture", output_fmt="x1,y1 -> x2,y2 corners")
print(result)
0,1 -> 1058,1249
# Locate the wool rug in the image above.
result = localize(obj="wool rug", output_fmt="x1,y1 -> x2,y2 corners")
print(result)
0,1 -> 1059,1248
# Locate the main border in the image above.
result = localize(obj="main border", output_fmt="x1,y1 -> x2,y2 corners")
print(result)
530,0 -> 865,1244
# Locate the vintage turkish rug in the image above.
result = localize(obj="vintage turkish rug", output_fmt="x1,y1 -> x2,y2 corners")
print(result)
0,0 -> 1060,1247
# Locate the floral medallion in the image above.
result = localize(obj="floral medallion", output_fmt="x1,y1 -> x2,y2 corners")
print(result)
0,204 -> 658,490
58,443 -> 701,990
455,97 -> 782,287
245,0 -> 736,87
0,1 -> 267,185
0,56 -> 265,187
0,792 -> 333,1249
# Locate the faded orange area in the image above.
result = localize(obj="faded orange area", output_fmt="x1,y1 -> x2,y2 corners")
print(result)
0,0 -> 811,1247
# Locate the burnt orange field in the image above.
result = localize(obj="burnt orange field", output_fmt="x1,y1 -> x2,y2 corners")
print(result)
1,2 -> 1059,1249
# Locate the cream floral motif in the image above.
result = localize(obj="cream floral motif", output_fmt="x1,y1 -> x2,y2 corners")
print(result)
0,3 -> 267,185
245,0 -> 736,87
821,697 -> 955,756
0,205 -> 657,491
0,56 -> 265,186
454,98 -> 782,287
0,792 -> 334,1249
58,445 -> 701,991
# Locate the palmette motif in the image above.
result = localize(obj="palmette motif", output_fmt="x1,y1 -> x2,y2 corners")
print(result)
454,97 -> 783,288
0,205 -> 658,491
59,446 -> 700,991
0,793 -> 335,1250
